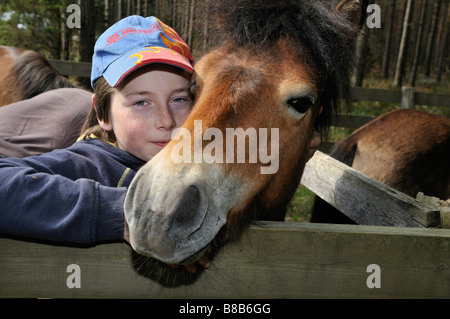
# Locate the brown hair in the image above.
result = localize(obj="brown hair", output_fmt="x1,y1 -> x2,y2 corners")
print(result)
80,77 -> 116,143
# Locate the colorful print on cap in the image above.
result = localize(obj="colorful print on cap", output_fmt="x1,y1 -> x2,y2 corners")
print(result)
91,16 -> 194,88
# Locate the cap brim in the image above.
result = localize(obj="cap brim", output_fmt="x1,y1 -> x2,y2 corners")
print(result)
103,47 -> 194,87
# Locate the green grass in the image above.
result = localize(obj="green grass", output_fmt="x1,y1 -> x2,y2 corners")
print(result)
285,185 -> 316,222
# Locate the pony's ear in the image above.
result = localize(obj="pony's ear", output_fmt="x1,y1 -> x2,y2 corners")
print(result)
336,0 -> 368,29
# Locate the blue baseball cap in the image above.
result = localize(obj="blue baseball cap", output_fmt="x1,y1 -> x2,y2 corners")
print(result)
91,16 -> 194,88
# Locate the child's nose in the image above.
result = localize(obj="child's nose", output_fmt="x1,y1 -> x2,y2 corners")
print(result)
157,106 -> 175,130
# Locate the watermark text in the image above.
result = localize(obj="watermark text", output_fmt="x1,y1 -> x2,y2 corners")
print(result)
171,120 -> 279,174
66,4 -> 80,29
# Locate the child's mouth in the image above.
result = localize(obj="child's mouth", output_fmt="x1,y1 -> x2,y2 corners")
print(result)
153,141 -> 169,148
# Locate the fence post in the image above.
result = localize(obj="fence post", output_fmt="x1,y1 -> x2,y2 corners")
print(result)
401,86 -> 415,109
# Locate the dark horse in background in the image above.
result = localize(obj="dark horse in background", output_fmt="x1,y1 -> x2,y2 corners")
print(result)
310,109 -> 450,224
0,45 -> 74,106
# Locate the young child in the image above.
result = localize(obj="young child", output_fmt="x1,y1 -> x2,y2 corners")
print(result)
0,16 -> 194,248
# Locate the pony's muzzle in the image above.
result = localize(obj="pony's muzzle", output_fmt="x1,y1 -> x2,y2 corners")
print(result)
124,148 -> 234,265
125,175 -> 216,264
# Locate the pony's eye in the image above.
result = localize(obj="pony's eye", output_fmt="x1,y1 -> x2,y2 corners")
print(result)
287,97 -> 314,115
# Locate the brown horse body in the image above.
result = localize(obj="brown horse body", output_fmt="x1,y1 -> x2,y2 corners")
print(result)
124,0 -> 366,266
0,45 -> 74,107
310,109 -> 450,224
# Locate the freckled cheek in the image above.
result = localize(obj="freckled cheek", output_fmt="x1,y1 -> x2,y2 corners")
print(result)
173,108 -> 191,127
117,118 -> 152,146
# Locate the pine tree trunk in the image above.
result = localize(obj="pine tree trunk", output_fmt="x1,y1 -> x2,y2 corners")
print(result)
434,1 -> 447,67
392,0 -> 407,81
394,0 -> 414,87
409,0 -> 427,87
171,0 -> 178,26
117,0 -> 123,21
436,3 -> 449,83
60,6 -> 69,60
136,0 -> 141,16
104,0 -> 110,29
424,0 -> 441,76
181,1 -> 188,40
79,0 -> 96,87
381,0 -> 396,79
353,25 -> 370,87
126,0 -> 131,17
187,0 -> 195,48
203,0 -> 210,55
143,0 -> 149,17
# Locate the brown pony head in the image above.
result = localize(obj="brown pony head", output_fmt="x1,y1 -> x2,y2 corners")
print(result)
125,0 -> 365,266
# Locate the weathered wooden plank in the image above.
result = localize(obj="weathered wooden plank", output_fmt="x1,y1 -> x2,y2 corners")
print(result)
1,222 -> 450,299
301,151 -> 441,227
416,91 -> 450,108
331,114 -> 376,128
401,86 -> 415,109
350,87 -> 450,107
48,59 -> 92,78
350,87 -> 401,104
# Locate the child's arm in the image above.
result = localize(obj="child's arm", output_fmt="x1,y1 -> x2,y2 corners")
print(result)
0,156 -> 127,244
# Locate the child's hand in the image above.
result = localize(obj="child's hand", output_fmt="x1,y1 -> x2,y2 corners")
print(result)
167,246 -> 212,274
124,220 -> 130,242
307,129 -> 321,160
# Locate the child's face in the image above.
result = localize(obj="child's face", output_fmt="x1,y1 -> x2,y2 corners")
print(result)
99,64 -> 192,161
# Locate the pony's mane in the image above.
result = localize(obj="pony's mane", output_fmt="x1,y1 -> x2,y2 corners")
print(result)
208,0 -> 362,133
11,50 -> 74,100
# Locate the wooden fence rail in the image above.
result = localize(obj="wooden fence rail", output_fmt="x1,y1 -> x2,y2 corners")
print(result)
300,152 -> 442,228
1,222 -> 450,299
49,59 -> 92,79
349,87 -> 450,109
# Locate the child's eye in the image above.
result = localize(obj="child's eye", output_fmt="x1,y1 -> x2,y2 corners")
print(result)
134,100 -> 148,107
172,97 -> 188,103
171,95 -> 192,104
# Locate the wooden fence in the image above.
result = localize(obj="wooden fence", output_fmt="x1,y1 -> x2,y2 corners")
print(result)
0,61 -> 449,299
1,152 -> 450,299
338,86 -> 450,127
2,222 -> 450,299
301,152 -> 443,228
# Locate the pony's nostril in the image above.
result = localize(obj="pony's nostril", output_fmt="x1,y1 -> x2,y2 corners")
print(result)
168,185 -> 208,239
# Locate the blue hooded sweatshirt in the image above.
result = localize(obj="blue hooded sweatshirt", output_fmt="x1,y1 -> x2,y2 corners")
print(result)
0,138 -> 145,244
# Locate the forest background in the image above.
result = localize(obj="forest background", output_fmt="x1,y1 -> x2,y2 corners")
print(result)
0,0 -> 448,91
0,0 -> 448,220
